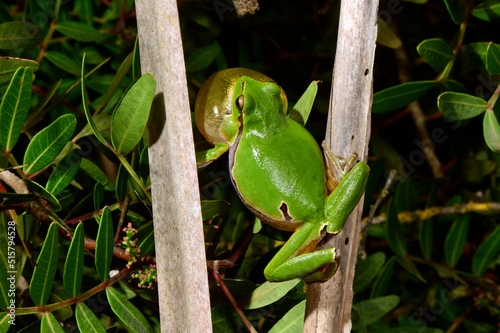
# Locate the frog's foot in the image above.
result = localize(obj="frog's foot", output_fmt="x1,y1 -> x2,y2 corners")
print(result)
322,141 -> 358,193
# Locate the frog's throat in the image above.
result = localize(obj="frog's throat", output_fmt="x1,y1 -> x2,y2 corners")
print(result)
228,128 -> 303,232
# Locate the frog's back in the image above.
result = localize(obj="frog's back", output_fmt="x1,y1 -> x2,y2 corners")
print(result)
231,118 -> 327,228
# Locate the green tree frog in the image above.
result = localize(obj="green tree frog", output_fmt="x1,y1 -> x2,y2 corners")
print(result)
195,68 -> 369,282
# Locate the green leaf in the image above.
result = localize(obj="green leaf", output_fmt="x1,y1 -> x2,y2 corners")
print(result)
185,42 -> 222,72
372,81 -> 436,113
461,157 -> 497,182
471,0 -> 500,21
394,178 -> 418,213
417,38 -> 454,72
74,113 -> 111,141
115,163 -> 129,202
23,114 -> 77,175
30,222 -> 59,306
46,150 -> 82,196
352,295 -> 400,329
132,37 -> 141,81
444,214 -> 470,268
386,198 -> 407,256
79,158 -> 115,190
483,110 -> 500,152
64,223 -> 85,297
244,279 -> 300,310
268,300 -> 306,333
371,256 -> 397,298
0,67 -> 33,152
138,231 -> 155,256
472,224 -> 500,276
95,207 -> 114,282
376,16 -> 402,49
56,21 -> 104,42
0,312 -> 13,333
486,42 -> 500,74
111,73 -> 156,155
45,51 -> 81,76
437,92 -> 487,120
95,52 -> 132,114
212,306 -> 240,332
25,179 -> 62,211
354,252 -> 386,293
201,200 -> 230,220
75,302 -> 107,333
41,312 -> 65,333
106,287 -> 154,332
461,43 -> 489,70
288,81 -> 319,126
443,0 -> 464,24
0,21 -> 43,50
0,57 -> 38,86
397,256 -> 426,283
81,53 -> 109,146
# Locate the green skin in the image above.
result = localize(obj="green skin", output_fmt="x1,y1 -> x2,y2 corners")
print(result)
196,68 -> 369,282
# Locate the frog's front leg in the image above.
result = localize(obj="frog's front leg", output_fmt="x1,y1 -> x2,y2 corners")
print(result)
264,223 -> 338,282
323,147 -> 370,234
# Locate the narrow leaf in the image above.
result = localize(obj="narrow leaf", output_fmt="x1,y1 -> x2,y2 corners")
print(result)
46,150 -> 82,196
372,81 -> 436,113
394,178 -> 418,213
41,312 -> 65,333
115,163 -> 129,202
483,110 -> 500,152
95,52 -> 132,114
443,0 -> 464,24
0,21 -> 42,50
56,21 -> 104,42
30,222 -> 59,306
352,295 -> 400,329
472,224 -> 500,276
376,17 -> 402,49
111,73 -> 156,155
64,223 -> 85,297
95,207 -> 114,282
45,51 -> 81,76
75,302 -> 107,333
354,252 -> 386,293
138,231 -> 155,256
386,198 -> 407,256
486,42 -> 500,74
244,279 -> 300,310
268,300 -> 306,333
185,42 -> 222,72
0,213 -> 11,310
25,179 -> 62,211
397,256 -> 426,283
23,114 -> 77,175
0,67 -> 33,152
417,38 -> 454,72
444,214 -> 470,268
437,92 -> 487,120
106,287 -> 154,332
0,57 -> 38,86
81,53 -> 109,146
371,256 -> 397,299
79,158 -> 115,190
471,0 -> 500,21
288,81 -> 319,126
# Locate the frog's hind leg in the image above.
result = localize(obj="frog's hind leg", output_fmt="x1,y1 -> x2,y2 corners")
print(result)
263,223 -> 338,282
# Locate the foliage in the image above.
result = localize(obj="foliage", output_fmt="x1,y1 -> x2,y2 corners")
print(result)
0,0 -> 498,333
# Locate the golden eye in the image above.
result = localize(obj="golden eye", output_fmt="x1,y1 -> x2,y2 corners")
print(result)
235,95 -> 244,111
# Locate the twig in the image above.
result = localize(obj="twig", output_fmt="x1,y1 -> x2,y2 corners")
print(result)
359,170 -> 397,259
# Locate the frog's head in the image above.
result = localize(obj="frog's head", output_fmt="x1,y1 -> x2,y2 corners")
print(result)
195,68 -> 287,144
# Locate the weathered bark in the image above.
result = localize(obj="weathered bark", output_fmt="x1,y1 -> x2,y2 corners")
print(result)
135,0 -> 212,331
303,0 -> 378,332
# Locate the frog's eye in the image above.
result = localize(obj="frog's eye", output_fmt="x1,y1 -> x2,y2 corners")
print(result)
235,95 -> 244,112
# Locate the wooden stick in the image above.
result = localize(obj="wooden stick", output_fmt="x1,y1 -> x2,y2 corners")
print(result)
303,0 -> 378,331
135,1 -> 212,331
